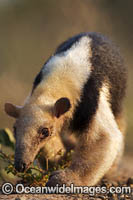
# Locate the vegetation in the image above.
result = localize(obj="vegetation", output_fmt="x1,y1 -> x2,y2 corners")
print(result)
0,129 -> 72,186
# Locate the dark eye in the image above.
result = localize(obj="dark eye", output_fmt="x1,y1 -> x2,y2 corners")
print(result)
38,127 -> 49,139
41,128 -> 49,136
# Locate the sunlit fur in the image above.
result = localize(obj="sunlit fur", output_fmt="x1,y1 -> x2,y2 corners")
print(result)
5,32 -> 127,186
31,36 -> 92,113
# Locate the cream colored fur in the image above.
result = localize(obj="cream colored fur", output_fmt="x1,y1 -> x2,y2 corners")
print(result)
5,35 -> 125,186
5,36 -> 93,172
29,37 -> 92,115
46,83 -> 124,186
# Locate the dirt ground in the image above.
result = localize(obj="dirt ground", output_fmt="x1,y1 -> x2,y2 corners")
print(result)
0,154 -> 133,200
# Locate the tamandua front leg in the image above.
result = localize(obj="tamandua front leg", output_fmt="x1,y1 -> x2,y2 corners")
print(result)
46,86 -> 123,186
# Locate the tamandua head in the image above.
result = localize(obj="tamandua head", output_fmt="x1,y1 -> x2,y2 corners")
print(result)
4,97 -> 71,172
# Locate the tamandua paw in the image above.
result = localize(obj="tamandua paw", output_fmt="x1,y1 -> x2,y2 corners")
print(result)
46,169 -> 81,187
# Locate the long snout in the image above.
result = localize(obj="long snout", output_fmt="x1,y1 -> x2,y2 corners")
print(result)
15,160 -> 27,173
14,133 -> 41,172
14,148 -> 33,173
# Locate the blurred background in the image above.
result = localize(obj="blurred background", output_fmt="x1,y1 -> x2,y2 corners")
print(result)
0,0 -> 133,154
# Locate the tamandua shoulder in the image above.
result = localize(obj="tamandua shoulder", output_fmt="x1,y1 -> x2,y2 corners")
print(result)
31,32 -> 127,133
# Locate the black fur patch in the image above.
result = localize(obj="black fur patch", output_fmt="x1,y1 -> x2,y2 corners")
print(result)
55,33 -> 84,54
32,57 -> 52,92
70,74 -> 102,133
69,33 -> 103,132
70,32 -> 127,133
32,70 -> 43,91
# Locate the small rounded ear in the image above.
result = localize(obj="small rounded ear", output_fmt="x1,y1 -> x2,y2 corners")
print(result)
53,97 -> 71,118
4,103 -> 21,118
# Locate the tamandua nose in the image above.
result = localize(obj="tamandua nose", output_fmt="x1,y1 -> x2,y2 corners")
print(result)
15,161 -> 26,172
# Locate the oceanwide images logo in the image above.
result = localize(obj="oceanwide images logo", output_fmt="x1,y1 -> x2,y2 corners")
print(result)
1,183 -> 14,194
1,182 -> 132,195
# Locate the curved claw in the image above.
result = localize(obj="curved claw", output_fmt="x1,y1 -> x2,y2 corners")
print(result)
46,170 -> 63,187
